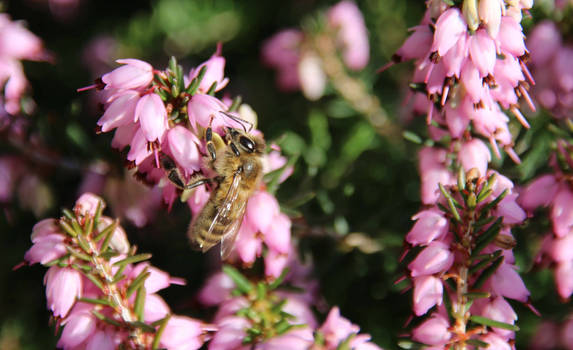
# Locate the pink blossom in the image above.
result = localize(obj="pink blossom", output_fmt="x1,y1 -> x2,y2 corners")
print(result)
418,147 -> 455,205
159,316 -> 204,350
197,272 -> 235,306
459,139 -> 491,178
412,275 -> 443,316
555,260 -> 573,299
44,266 -> 83,318
101,59 -> 153,90
0,15 -> 46,60
259,327 -> 314,350
327,1 -> 370,70
126,129 -> 152,165
130,262 -> 185,294
551,186 -> 573,238
497,16 -> 526,57
412,314 -> 451,345
478,0 -> 503,37
97,90 -> 139,132
85,330 -> 115,350
490,263 -> 529,302
478,296 -> 517,338
189,49 -> 229,93
549,233 -> 573,262
187,93 -> 232,134
166,126 -> 201,174
209,316 -> 250,350
264,213 -> 292,254
319,307 -> 359,347
528,21 -> 562,66
135,93 -> 168,142
298,52 -> 326,101
75,192 -> 105,217
408,241 -> 454,277
261,29 -> 302,91
394,25 -> 433,62
143,293 -> 171,323
431,8 -> 467,57
469,29 -> 496,77
247,191 -> 280,233
480,333 -> 512,350
57,306 -> 96,348
519,174 -> 559,211
24,231 -> 66,265
111,123 -> 138,150
406,209 -> 448,246
265,249 -> 289,279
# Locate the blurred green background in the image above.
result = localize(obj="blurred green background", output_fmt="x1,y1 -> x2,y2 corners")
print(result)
0,0 -> 570,349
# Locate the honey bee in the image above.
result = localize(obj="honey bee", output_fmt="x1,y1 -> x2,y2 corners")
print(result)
161,112 -> 265,259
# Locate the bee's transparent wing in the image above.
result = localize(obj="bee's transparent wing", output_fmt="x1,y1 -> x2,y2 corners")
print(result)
205,170 -> 245,258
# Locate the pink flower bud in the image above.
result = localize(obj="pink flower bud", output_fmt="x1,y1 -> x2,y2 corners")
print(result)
459,139 -> 491,178
551,187 -> 573,238
24,231 -> 66,265
101,59 -> 153,90
75,193 -> 105,217
189,51 -> 229,93
555,260 -> 573,299
431,8 -> 467,57
409,241 -> 454,277
159,316 -> 204,350
519,174 -> 558,211
97,217 -> 129,254
166,126 -> 201,174
412,314 -> 451,345
44,266 -> 83,318
319,307 -> 360,347
490,263 -> 529,302
413,275 -> 443,316
327,1 -> 370,70
97,90 -> 139,132
406,209 -> 448,246
135,93 -> 168,142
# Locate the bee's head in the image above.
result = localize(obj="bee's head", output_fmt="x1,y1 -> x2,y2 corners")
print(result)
227,128 -> 265,155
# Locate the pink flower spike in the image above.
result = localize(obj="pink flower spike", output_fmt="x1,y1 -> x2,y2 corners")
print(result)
135,93 -> 168,142
431,8 -> 467,57
44,266 -> 83,318
406,209 -> 448,246
166,126 -> 201,174
412,275 -> 443,316
412,314 -> 451,346
101,58 -> 154,90
408,241 -> 454,277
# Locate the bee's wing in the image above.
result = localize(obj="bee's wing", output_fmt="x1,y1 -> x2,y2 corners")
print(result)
205,170 -> 245,258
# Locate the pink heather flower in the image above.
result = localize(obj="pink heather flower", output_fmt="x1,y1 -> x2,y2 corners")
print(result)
468,29 -> 496,77
405,209 -> 448,246
44,266 -> 83,318
143,293 -> 171,323
187,93 -> 235,134
101,58 -> 153,90
551,186 -> 573,238
549,233 -> 573,263
412,275 -> 443,316
166,125 -> 202,174
111,123 -> 138,150
458,139 -> 491,177
393,24 -> 433,62
246,190 -> 280,233
85,330 -> 115,350
519,174 -> 559,211
127,128 -> 152,165
75,192 -> 105,217
135,93 -> 168,142
431,8 -> 467,57
261,29 -> 302,91
418,147 -> 455,205
57,306 -> 97,348
262,145 -> 293,184
297,52 -> 326,101
264,212 -> 291,254
489,263 -> 529,302
528,21 -> 561,66
209,316 -> 250,350
259,327 -> 314,350
555,260 -> 573,299
189,49 -> 229,93
265,249 -> 289,279
97,90 -> 139,132
478,0 -> 504,37
197,271 -> 235,306
130,262 -> 185,294
408,241 -> 454,277
479,333 -> 512,350
327,1 -> 370,70
412,314 -> 451,346
478,296 -> 518,338
283,297 -> 318,328
319,307 -> 359,347
159,316 -> 205,350
0,15 -> 46,60
24,218 -> 66,265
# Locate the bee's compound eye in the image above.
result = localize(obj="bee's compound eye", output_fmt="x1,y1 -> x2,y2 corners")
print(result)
239,136 -> 255,153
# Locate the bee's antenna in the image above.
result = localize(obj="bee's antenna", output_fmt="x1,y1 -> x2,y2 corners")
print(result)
218,111 -> 253,132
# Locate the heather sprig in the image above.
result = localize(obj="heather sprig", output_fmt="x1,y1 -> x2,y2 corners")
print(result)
24,193 -> 208,349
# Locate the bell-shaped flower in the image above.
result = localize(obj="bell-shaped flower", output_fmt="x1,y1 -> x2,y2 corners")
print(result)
319,307 -> 360,348
551,187 -> 573,238
0,14 -> 46,60
197,272 -> 234,306
327,1 -> 370,70
478,0 -> 503,37
130,262 -> 185,295
187,94 -> 232,134
57,306 -> 96,348
413,275 -> 443,316
85,330 -> 115,350
127,129 -> 152,165
44,266 -> 83,318
209,316 -> 250,350
459,139 -> 491,178
135,93 -> 168,142
159,316 -> 205,350
519,174 -> 558,211
409,241 -> 454,277
246,191 -> 280,234
97,90 -> 139,132
395,24 -> 433,62
265,249 -> 289,279
101,58 -> 153,90
412,314 -> 451,346
431,8 -> 467,57
478,296 -> 517,338
263,212 -> 291,254
418,147 -> 455,205
406,209 -> 448,246
497,17 -> 526,57
166,126 -> 202,174
555,260 -> 573,299
189,50 -> 229,93
298,52 -> 326,101
490,263 -> 529,302
469,29 -> 497,77
479,333 -> 512,350
549,233 -> 573,262
143,293 -> 171,323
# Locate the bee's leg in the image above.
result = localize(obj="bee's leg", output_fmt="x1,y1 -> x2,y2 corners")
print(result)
184,176 -> 212,190
160,153 -> 186,189
205,123 -> 217,163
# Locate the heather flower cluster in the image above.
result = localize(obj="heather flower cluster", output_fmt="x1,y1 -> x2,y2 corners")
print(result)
520,140 -> 573,299
527,19 -> 573,118
389,0 -> 534,161
262,0 -> 369,100
0,13 -> 50,120
405,169 -> 528,348
23,193 -> 209,349
199,265 -> 381,350
86,50 -> 294,275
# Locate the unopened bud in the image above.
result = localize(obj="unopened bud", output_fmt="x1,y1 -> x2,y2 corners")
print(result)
463,0 -> 479,31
